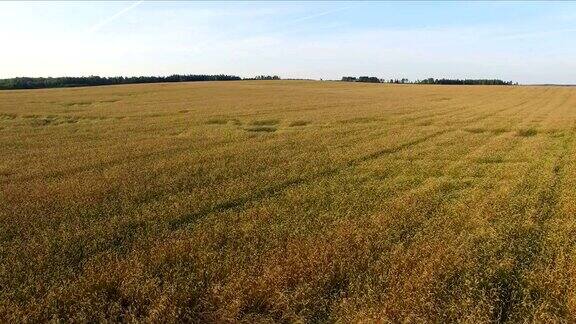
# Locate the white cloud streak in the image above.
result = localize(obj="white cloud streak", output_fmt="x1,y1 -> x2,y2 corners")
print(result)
88,0 -> 143,33
284,6 -> 350,26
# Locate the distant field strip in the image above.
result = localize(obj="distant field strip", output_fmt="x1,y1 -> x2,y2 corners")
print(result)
2,81 -> 576,322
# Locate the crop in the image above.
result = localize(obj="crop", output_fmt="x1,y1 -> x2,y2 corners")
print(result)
1,81 -> 576,322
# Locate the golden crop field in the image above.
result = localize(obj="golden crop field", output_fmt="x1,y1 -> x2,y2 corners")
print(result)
2,80 -> 576,322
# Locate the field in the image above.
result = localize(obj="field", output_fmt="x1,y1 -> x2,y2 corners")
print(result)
2,81 -> 576,322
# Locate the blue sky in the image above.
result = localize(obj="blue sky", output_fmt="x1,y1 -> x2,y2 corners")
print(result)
1,1 -> 576,83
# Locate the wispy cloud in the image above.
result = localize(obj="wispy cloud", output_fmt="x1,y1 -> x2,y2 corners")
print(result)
284,6 -> 349,26
258,6 -> 350,38
88,0 -> 143,33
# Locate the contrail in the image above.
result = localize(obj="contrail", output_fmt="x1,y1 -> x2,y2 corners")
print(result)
286,6 -> 349,26
88,0 -> 143,33
266,6 -> 349,37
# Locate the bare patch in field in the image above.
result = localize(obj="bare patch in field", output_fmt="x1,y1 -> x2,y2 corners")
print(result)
289,120 -> 310,127
339,117 -> 378,124
29,115 -> 79,126
62,101 -> 93,107
464,128 -> 486,134
517,128 -> 537,137
250,119 -> 280,126
464,127 -> 508,135
245,126 -> 277,132
98,99 -> 120,104
477,156 -> 505,164
206,118 -> 242,126
206,118 -> 228,125
22,114 -> 110,126
491,128 -> 509,135
229,119 -> 242,126
0,113 -> 17,120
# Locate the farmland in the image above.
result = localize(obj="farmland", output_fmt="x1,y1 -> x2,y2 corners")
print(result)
1,80 -> 576,322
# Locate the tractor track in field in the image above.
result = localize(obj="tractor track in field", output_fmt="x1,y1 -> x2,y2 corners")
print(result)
169,93 -> 554,229
400,90 -> 522,125
4,91 -> 548,261
49,103 -> 561,307
4,87 -> 560,266
493,121 -> 576,323
169,129 -> 452,228
4,88 -> 538,187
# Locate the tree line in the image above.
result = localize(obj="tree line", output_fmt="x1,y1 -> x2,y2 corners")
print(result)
416,78 -> 516,85
0,74 -> 246,90
243,75 -> 280,80
0,74 -> 518,90
341,76 -> 516,85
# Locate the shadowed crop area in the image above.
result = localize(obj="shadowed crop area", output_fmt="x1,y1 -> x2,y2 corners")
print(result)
2,81 -> 576,322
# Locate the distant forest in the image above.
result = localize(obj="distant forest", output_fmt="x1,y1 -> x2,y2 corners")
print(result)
0,74 -> 246,90
342,76 -> 517,85
0,74 -> 518,90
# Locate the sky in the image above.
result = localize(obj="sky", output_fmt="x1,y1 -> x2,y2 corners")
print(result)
1,1 -> 576,84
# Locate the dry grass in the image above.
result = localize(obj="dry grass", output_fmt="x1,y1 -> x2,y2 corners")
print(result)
2,80 -> 576,322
